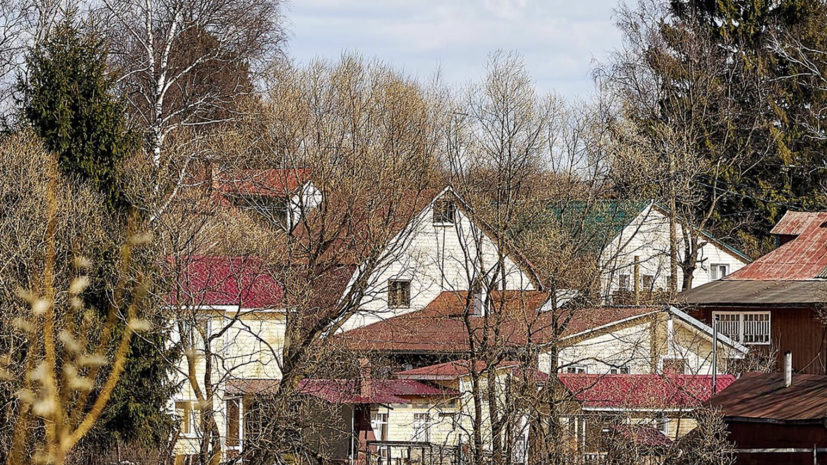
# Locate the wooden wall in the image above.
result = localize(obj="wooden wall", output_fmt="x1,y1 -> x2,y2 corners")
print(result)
690,306 -> 827,375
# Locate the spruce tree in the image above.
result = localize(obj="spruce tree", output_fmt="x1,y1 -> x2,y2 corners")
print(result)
22,18 -> 132,210
20,18 -> 177,448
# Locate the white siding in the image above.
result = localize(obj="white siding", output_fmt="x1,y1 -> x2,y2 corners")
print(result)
342,191 -> 535,331
600,204 -> 747,300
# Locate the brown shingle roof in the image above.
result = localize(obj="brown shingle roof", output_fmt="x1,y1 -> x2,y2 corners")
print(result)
336,291 -> 657,353
705,372 -> 827,423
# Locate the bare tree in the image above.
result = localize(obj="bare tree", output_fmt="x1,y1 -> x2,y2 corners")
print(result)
600,0 -> 771,292
95,0 -> 286,189
0,132 -> 154,465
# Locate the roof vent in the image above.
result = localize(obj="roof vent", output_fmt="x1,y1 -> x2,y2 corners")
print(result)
784,351 -> 792,388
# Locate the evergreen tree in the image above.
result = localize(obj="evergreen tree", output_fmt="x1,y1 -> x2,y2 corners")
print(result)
21,17 -> 133,210
20,17 -> 177,448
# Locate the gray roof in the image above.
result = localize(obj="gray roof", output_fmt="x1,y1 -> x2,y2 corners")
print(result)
679,280 -> 827,306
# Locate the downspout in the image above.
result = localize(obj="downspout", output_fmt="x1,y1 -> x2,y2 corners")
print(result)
350,407 -> 355,465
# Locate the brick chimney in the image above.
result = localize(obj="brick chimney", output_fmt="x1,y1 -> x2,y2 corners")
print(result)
359,358 -> 372,399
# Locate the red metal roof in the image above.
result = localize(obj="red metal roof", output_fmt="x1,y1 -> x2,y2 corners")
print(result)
705,372 -> 827,423
166,256 -> 284,308
296,379 -> 458,404
216,168 -> 311,197
558,374 -> 735,409
726,211 -> 827,281
337,292 -> 657,353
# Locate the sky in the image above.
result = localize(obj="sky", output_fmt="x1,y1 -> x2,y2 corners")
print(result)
286,0 -> 622,100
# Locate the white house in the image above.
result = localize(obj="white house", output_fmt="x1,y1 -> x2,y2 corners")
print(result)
573,200 -> 750,301
340,186 -> 540,331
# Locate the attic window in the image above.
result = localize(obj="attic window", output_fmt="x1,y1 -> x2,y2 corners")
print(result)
709,263 -> 729,281
233,195 -> 289,229
433,199 -> 456,225
388,280 -> 411,308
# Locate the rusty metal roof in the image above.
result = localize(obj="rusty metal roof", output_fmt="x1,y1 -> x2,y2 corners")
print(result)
727,212 -> 827,281
769,211 -> 827,236
679,280 -> 827,306
706,372 -> 827,423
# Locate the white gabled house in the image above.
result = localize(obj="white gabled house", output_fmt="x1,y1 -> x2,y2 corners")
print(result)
340,186 -> 540,331
554,200 -> 750,302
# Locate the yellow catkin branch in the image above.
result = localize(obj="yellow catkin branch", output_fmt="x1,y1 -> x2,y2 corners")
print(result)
67,211 -> 137,426
58,294 -> 141,461
42,156 -> 65,460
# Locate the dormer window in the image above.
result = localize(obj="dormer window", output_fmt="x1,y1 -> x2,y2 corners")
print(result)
388,280 -> 411,308
433,199 -> 456,225
233,195 -> 289,229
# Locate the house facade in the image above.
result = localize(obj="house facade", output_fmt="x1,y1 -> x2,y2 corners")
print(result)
340,187 -> 539,331
596,201 -> 749,302
681,211 -> 827,374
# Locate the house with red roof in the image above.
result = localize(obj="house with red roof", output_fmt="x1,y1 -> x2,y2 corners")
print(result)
391,359 -> 733,463
557,373 -> 735,459
212,167 -> 320,231
166,182 -> 542,461
682,211 -> 827,374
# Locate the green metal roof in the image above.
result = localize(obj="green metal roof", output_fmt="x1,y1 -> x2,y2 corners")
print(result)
512,199 -> 751,263
512,199 -> 652,255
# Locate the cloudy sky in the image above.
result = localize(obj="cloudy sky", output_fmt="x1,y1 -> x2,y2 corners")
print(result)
286,0 -> 622,100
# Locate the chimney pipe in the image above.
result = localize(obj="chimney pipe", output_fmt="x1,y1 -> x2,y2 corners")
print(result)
634,256 -> 641,306
359,358 -> 372,399
784,351 -> 792,388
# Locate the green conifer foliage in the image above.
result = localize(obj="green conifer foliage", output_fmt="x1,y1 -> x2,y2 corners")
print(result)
22,18 -> 134,210
20,18 -> 177,449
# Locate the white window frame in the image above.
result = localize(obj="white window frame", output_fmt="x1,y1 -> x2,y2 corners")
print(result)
709,263 -> 730,281
608,365 -> 630,375
659,357 -> 687,375
618,274 -> 630,292
432,199 -> 456,226
563,365 -> 588,374
412,412 -> 431,443
225,397 -> 243,453
713,311 -> 771,345
175,400 -> 202,438
370,410 -> 389,442
388,280 -> 411,309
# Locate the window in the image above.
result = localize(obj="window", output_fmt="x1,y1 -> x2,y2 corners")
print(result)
175,401 -> 202,437
618,274 -> 630,292
709,263 -> 730,281
655,415 -> 670,436
564,365 -> 588,374
226,398 -> 241,450
713,311 -> 771,345
609,365 -> 630,375
388,280 -> 411,308
412,413 -> 430,442
370,411 -> 389,441
433,199 -> 456,225
661,358 -> 686,375
234,195 -> 290,229
175,319 -> 210,353
641,274 -> 655,291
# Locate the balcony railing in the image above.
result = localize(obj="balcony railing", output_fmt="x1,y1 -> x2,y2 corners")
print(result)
365,441 -> 461,465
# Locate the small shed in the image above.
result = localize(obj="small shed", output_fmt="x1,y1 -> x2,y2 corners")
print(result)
706,367 -> 827,464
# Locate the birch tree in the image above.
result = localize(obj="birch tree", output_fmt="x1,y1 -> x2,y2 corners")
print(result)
96,0 -> 285,174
